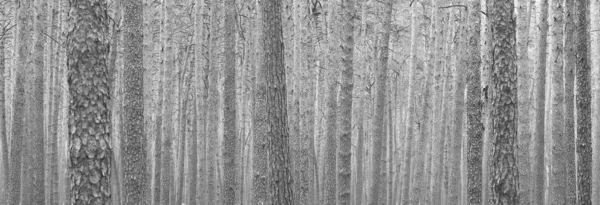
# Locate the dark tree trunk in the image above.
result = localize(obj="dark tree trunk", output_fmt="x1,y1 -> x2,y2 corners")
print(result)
67,0 -> 112,203
488,0 -> 519,204
575,0 -> 591,204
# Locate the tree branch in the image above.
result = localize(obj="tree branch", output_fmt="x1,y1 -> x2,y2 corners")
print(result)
439,5 -> 467,10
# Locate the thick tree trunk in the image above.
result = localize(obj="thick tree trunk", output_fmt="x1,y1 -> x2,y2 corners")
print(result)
488,0 -> 519,203
466,0 -> 483,204
67,0 -> 112,203
575,0 -> 591,203
562,0 -> 576,203
532,0 -> 548,203
549,0 -> 565,203
206,0 -> 220,203
223,0 -> 238,204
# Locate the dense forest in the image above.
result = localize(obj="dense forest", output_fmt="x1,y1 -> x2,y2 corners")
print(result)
1,0 -> 600,204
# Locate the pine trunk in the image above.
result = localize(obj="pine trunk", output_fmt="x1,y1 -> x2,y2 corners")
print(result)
338,0 -> 354,203
575,0 -> 591,203
549,0 -> 565,203
562,0 -> 576,203
67,0 -> 112,203
488,0 -> 519,203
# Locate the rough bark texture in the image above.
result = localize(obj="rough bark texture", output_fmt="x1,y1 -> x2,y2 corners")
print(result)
466,0 -> 483,204
515,0 -> 532,203
575,0 -> 591,204
488,0 -> 519,204
337,0 -> 354,203
532,0 -> 548,203
67,0 -> 112,203
562,0 -> 577,203
549,0 -> 565,203
122,0 -> 147,203
223,0 -> 238,204
369,0 -> 392,204
261,0 -> 295,203
253,0 -> 269,202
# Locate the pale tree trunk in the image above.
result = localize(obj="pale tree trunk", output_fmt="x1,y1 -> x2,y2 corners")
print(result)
402,3 -> 419,204
465,0 -> 483,204
516,0 -> 533,202
369,0 -> 393,204
10,0 -> 32,203
0,14 -> 7,205
481,0 -> 492,203
575,0 -> 591,203
324,1 -> 339,203
337,0 -> 354,204
206,0 -> 220,203
591,0 -> 600,203
449,4 -> 466,204
562,0 -> 576,203
429,6 -> 448,205
549,0 -> 565,203
67,0 -> 112,203
160,0 -> 175,203
532,0 -> 548,203
189,0 -> 204,204
153,0 -> 164,202
488,0 -> 519,203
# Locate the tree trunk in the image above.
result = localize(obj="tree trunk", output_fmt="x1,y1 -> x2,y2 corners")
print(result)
562,0 -> 576,203
516,0 -> 532,203
10,0 -> 32,203
575,0 -> 591,203
260,0 -> 295,203
488,0 -> 519,203
223,0 -> 238,203
206,0 -> 220,203
338,0 -> 354,203
67,0 -> 112,203
122,0 -> 147,203
466,0 -> 483,204
549,0 -> 565,203
369,0 -> 393,204
0,23 -> 6,205
532,0 -> 548,203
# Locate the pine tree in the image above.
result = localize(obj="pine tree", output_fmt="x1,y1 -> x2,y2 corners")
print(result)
67,0 -> 112,203
575,0 -> 591,203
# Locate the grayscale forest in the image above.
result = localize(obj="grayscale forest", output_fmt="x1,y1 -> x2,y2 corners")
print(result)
0,0 -> 599,204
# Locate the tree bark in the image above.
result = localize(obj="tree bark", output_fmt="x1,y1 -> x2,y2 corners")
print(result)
516,0 -> 532,203
549,0 -> 565,203
532,0 -> 548,203
10,0 -> 32,203
488,0 -> 519,203
575,0 -> 591,204
562,0 -> 576,203
122,0 -> 147,203
67,0 -> 112,203
223,0 -> 238,203
338,0 -> 355,203
260,0 -> 295,203
0,19 -> 7,205
369,0 -> 393,204
466,0 -> 483,204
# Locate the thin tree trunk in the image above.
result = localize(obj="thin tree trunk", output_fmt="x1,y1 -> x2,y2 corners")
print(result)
206,0 -> 220,203
10,0 -> 32,203
369,0 -> 393,204
0,18 -> 7,205
562,0 -> 576,203
466,0 -> 483,204
338,0 -> 354,203
532,0 -> 548,203
223,0 -> 238,202
575,0 -> 591,203
516,0 -> 532,203
549,0 -> 565,203
488,0 -> 519,203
